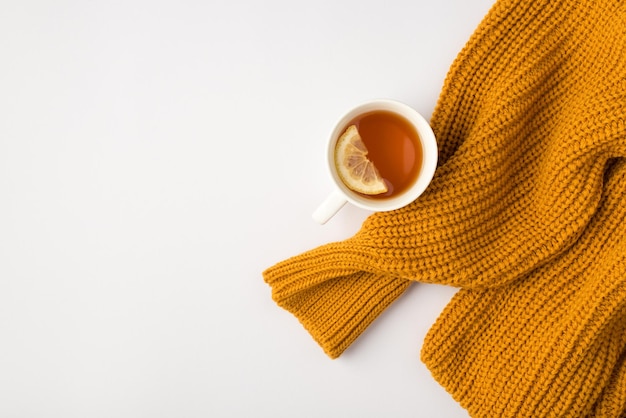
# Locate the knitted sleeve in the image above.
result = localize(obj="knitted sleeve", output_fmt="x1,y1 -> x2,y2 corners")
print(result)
263,0 -> 626,359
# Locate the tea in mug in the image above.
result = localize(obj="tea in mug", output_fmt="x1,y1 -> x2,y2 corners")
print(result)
338,110 -> 422,199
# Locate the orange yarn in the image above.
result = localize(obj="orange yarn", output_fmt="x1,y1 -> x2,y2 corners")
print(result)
263,0 -> 626,416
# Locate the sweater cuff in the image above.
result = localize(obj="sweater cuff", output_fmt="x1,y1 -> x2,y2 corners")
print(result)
265,269 -> 411,358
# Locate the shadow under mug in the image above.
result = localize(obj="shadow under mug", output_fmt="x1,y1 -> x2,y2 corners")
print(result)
312,99 -> 438,224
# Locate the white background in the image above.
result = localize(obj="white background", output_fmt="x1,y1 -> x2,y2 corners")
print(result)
0,0 -> 494,416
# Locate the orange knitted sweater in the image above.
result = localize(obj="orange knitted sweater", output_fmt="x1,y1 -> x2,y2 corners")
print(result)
263,0 -> 626,416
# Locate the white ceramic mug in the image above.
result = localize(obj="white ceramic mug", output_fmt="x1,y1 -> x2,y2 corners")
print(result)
312,99 -> 438,224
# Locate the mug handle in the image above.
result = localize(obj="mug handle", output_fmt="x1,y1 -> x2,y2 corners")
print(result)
312,190 -> 347,224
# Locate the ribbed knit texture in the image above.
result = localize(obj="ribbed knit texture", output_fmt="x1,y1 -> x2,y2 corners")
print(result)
263,0 -> 626,416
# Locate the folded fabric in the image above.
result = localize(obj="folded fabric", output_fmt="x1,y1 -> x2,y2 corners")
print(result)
263,0 -> 626,416
422,159 -> 626,416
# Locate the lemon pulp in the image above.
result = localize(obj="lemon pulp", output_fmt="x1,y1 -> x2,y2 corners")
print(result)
334,125 -> 388,195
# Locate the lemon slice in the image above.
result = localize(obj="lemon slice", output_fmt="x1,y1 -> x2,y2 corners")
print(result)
334,125 -> 388,195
